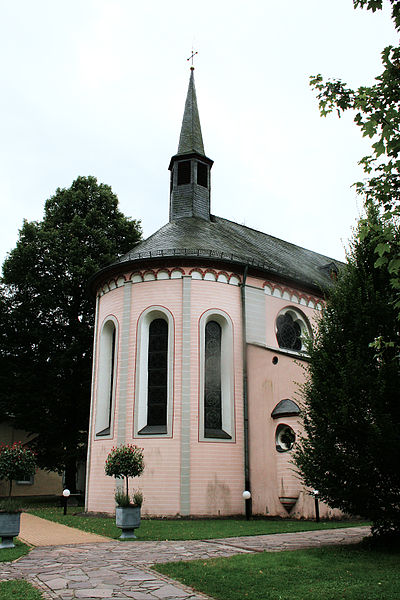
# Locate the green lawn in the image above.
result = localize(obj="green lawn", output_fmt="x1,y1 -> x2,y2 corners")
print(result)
0,540 -> 31,563
0,580 -> 43,600
27,506 -> 369,540
155,544 -> 400,600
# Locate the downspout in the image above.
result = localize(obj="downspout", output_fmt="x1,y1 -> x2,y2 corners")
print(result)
240,265 -> 252,519
85,293 -> 100,511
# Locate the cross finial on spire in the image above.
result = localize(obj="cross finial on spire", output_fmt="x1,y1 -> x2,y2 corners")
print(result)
187,49 -> 198,69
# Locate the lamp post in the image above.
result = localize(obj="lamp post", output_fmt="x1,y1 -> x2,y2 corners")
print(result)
312,490 -> 320,523
242,490 -> 251,520
62,489 -> 71,515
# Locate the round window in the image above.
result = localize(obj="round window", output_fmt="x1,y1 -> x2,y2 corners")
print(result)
276,308 -> 310,352
276,424 -> 296,452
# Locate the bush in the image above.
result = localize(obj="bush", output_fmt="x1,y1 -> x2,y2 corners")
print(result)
105,444 -> 144,499
0,442 -> 36,497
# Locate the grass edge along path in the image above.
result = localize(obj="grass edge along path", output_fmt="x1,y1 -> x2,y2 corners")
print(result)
154,543 -> 400,600
27,507 -> 369,541
0,540 -> 31,563
0,580 -> 44,600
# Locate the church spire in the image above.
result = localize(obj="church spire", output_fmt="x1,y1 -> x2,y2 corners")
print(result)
168,68 -> 213,222
177,68 -> 205,156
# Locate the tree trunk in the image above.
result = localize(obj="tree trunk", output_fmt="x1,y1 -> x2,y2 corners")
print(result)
8,479 -> 12,497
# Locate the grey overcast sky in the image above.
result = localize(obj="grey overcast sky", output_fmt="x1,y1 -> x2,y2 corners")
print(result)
0,1 -> 397,267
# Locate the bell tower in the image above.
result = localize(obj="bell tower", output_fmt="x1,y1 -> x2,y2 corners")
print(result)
168,68 -> 213,221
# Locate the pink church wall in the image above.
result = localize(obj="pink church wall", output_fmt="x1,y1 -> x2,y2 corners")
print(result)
247,292 -> 342,518
87,268 -> 341,518
189,279 -> 244,516
129,279 -> 182,516
247,344 -> 305,516
87,272 -> 245,516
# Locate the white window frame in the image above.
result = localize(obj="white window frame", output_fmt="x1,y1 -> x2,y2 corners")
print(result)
134,306 -> 174,437
95,316 -> 118,438
199,309 -> 235,442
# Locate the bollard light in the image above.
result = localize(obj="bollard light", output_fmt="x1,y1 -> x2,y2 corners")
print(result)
312,489 -> 320,523
62,488 -> 71,515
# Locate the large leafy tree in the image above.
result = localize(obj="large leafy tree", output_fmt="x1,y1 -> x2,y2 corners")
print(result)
294,211 -> 400,538
295,1 -> 400,538
310,0 -> 400,326
0,176 -> 141,491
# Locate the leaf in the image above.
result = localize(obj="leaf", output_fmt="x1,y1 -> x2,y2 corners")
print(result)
375,242 -> 391,257
388,258 -> 400,274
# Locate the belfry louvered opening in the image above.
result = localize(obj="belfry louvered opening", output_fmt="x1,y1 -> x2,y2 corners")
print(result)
177,160 -> 191,185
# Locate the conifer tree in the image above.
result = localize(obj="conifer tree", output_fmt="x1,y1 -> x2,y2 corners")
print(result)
294,210 -> 400,538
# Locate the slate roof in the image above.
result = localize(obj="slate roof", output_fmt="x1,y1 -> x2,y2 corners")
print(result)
90,69 -> 342,295
177,68 -> 205,156
110,214 -> 342,293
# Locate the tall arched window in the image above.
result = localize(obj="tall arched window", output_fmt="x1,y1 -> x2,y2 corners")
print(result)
147,319 -> 168,427
204,321 -> 223,433
199,311 -> 234,441
95,318 -> 118,437
135,307 -> 174,437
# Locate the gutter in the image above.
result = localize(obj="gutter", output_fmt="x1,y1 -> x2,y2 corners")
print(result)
240,264 -> 252,519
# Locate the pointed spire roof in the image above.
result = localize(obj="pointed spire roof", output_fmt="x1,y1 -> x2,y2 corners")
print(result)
177,68 -> 205,156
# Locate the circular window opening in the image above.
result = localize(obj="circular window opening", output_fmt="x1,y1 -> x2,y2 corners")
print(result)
276,424 -> 296,452
276,309 -> 310,352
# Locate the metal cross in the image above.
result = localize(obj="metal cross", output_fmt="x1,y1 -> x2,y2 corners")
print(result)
187,50 -> 198,66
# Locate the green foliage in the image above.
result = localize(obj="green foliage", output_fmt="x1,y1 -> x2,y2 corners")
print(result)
294,213 -> 400,538
0,540 -> 31,563
0,442 -> 36,497
0,498 -> 22,513
309,2 -> 400,335
155,544 -> 400,600
105,444 -> 144,496
0,580 -> 44,600
0,176 -> 141,489
354,0 -> 400,30
114,489 -> 143,507
132,490 -> 143,507
114,490 -> 131,507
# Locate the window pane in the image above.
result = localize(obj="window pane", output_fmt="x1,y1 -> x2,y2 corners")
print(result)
205,321 -> 222,430
148,319 -> 168,426
276,313 -> 302,351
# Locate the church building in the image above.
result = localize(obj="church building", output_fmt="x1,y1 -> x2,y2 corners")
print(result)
85,68 -> 341,518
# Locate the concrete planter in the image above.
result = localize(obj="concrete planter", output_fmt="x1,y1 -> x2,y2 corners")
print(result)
115,506 -> 141,539
0,512 -> 21,549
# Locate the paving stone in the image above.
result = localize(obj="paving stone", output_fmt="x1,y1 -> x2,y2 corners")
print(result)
152,584 -> 192,598
44,577 -> 68,590
75,590 -> 114,598
0,525 -> 370,600
121,592 -> 156,599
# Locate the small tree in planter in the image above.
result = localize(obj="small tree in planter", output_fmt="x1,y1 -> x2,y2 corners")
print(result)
105,444 -> 144,539
0,442 -> 37,548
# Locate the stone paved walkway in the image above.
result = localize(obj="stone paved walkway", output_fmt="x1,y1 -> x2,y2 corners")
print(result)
0,525 -> 371,600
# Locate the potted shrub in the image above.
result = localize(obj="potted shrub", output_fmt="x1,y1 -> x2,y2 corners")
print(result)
0,442 -> 36,548
105,444 -> 144,539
